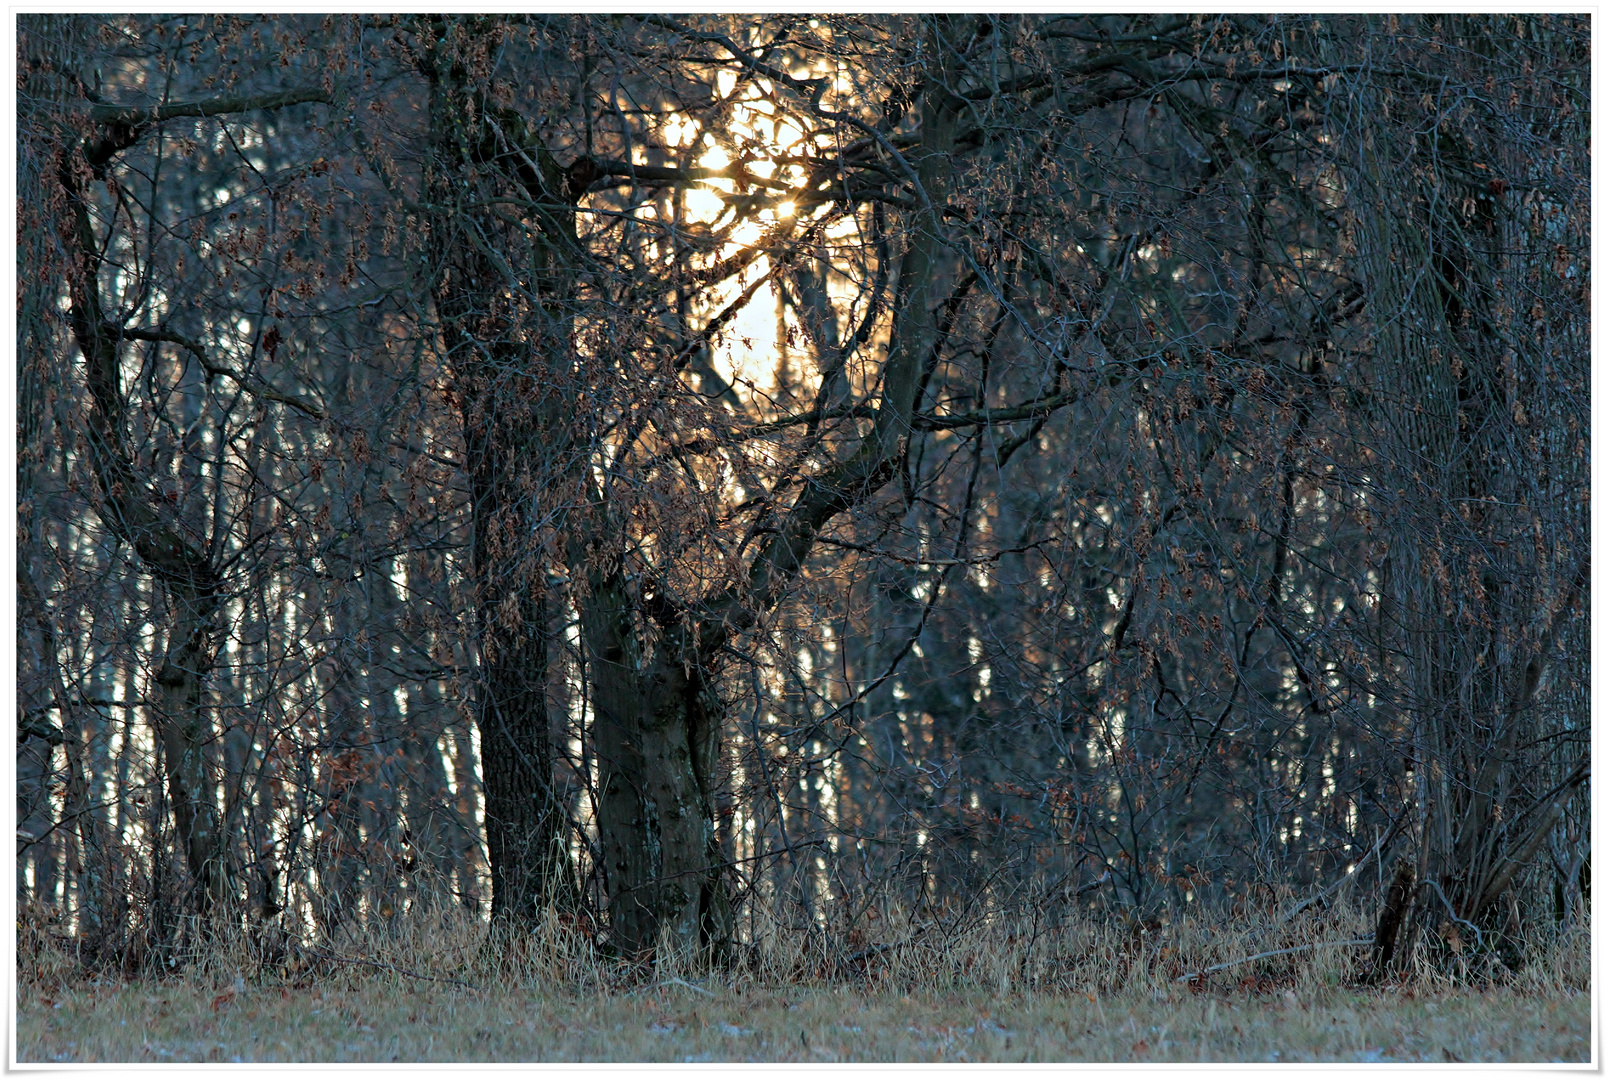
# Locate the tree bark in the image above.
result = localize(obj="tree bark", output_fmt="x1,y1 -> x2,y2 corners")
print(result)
59,142 -> 229,918
470,445 -> 569,924
423,15 -> 581,924
583,576 -> 732,958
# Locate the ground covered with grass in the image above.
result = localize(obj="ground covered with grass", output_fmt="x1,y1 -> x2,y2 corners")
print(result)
17,904 -> 1590,1063
19,977 -> 1590,1063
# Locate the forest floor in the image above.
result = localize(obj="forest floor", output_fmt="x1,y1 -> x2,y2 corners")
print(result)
16,903 -> 1591,1064
16,973 -> 1591,1063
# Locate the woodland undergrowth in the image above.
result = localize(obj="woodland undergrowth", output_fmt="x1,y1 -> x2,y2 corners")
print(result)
19,890 -> 1588,1001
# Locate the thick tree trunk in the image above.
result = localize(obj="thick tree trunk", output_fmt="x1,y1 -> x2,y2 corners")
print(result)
153,593 -> 229,915
1345,15 -> 1588,976
470,453 -> 569,924
583,576 -> 731,959
576,16 -> 963,962
424,17 -> 583,925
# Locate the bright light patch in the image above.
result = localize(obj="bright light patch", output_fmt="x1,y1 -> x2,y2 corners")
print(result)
664,115 -> 700,148
684,187 -> 724,223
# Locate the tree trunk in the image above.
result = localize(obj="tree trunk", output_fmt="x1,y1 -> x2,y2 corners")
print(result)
471,453 -> 569,924
60,141 -> 230,920
582,575 -> 732,959
153,593 -> 229,915
1345,15 -> 1589,976
423,15 -> 583,925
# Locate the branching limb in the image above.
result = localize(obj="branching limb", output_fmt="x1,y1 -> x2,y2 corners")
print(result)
82,86 -> 331,167
120,327 -> 325,419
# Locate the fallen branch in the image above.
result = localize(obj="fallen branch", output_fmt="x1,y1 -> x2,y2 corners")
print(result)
1275,806 -> 1411,927
1174,939 -> 1370,983
303,948 -> 477,990
658,976 -> 716,998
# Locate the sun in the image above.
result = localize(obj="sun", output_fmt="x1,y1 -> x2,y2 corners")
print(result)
639,78 -> 873,403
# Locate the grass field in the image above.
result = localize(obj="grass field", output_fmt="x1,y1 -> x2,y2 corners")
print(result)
16,903 -> 1591,1064
19,976 -> 1591,1063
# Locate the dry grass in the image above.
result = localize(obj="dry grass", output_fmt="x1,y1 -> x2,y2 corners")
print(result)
17,900 -> 1590,1063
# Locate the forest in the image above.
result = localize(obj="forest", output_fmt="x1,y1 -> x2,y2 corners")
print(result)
16,12 -> 1588,1005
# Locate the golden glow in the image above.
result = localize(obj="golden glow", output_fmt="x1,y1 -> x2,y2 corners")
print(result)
774,120 -> 804,151
628,73 -> 879,413
684,186 -> 724,224
664,115 -> 701,148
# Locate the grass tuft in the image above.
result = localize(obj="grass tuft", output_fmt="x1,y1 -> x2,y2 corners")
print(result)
18,897 -> 1589,1062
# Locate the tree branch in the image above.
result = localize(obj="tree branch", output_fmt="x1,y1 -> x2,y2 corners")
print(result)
83,87 -> 331,168
86,86 -> 332,127
1174,939 -> 1371,984
120,328 -> 325,420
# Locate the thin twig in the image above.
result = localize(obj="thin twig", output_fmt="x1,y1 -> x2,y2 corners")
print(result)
304,949 -> 478,990
658,976 -> 716,998
1174,939 -> 1370,983
1419,878 -> 1482,954
1274,804 -> 1410,927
